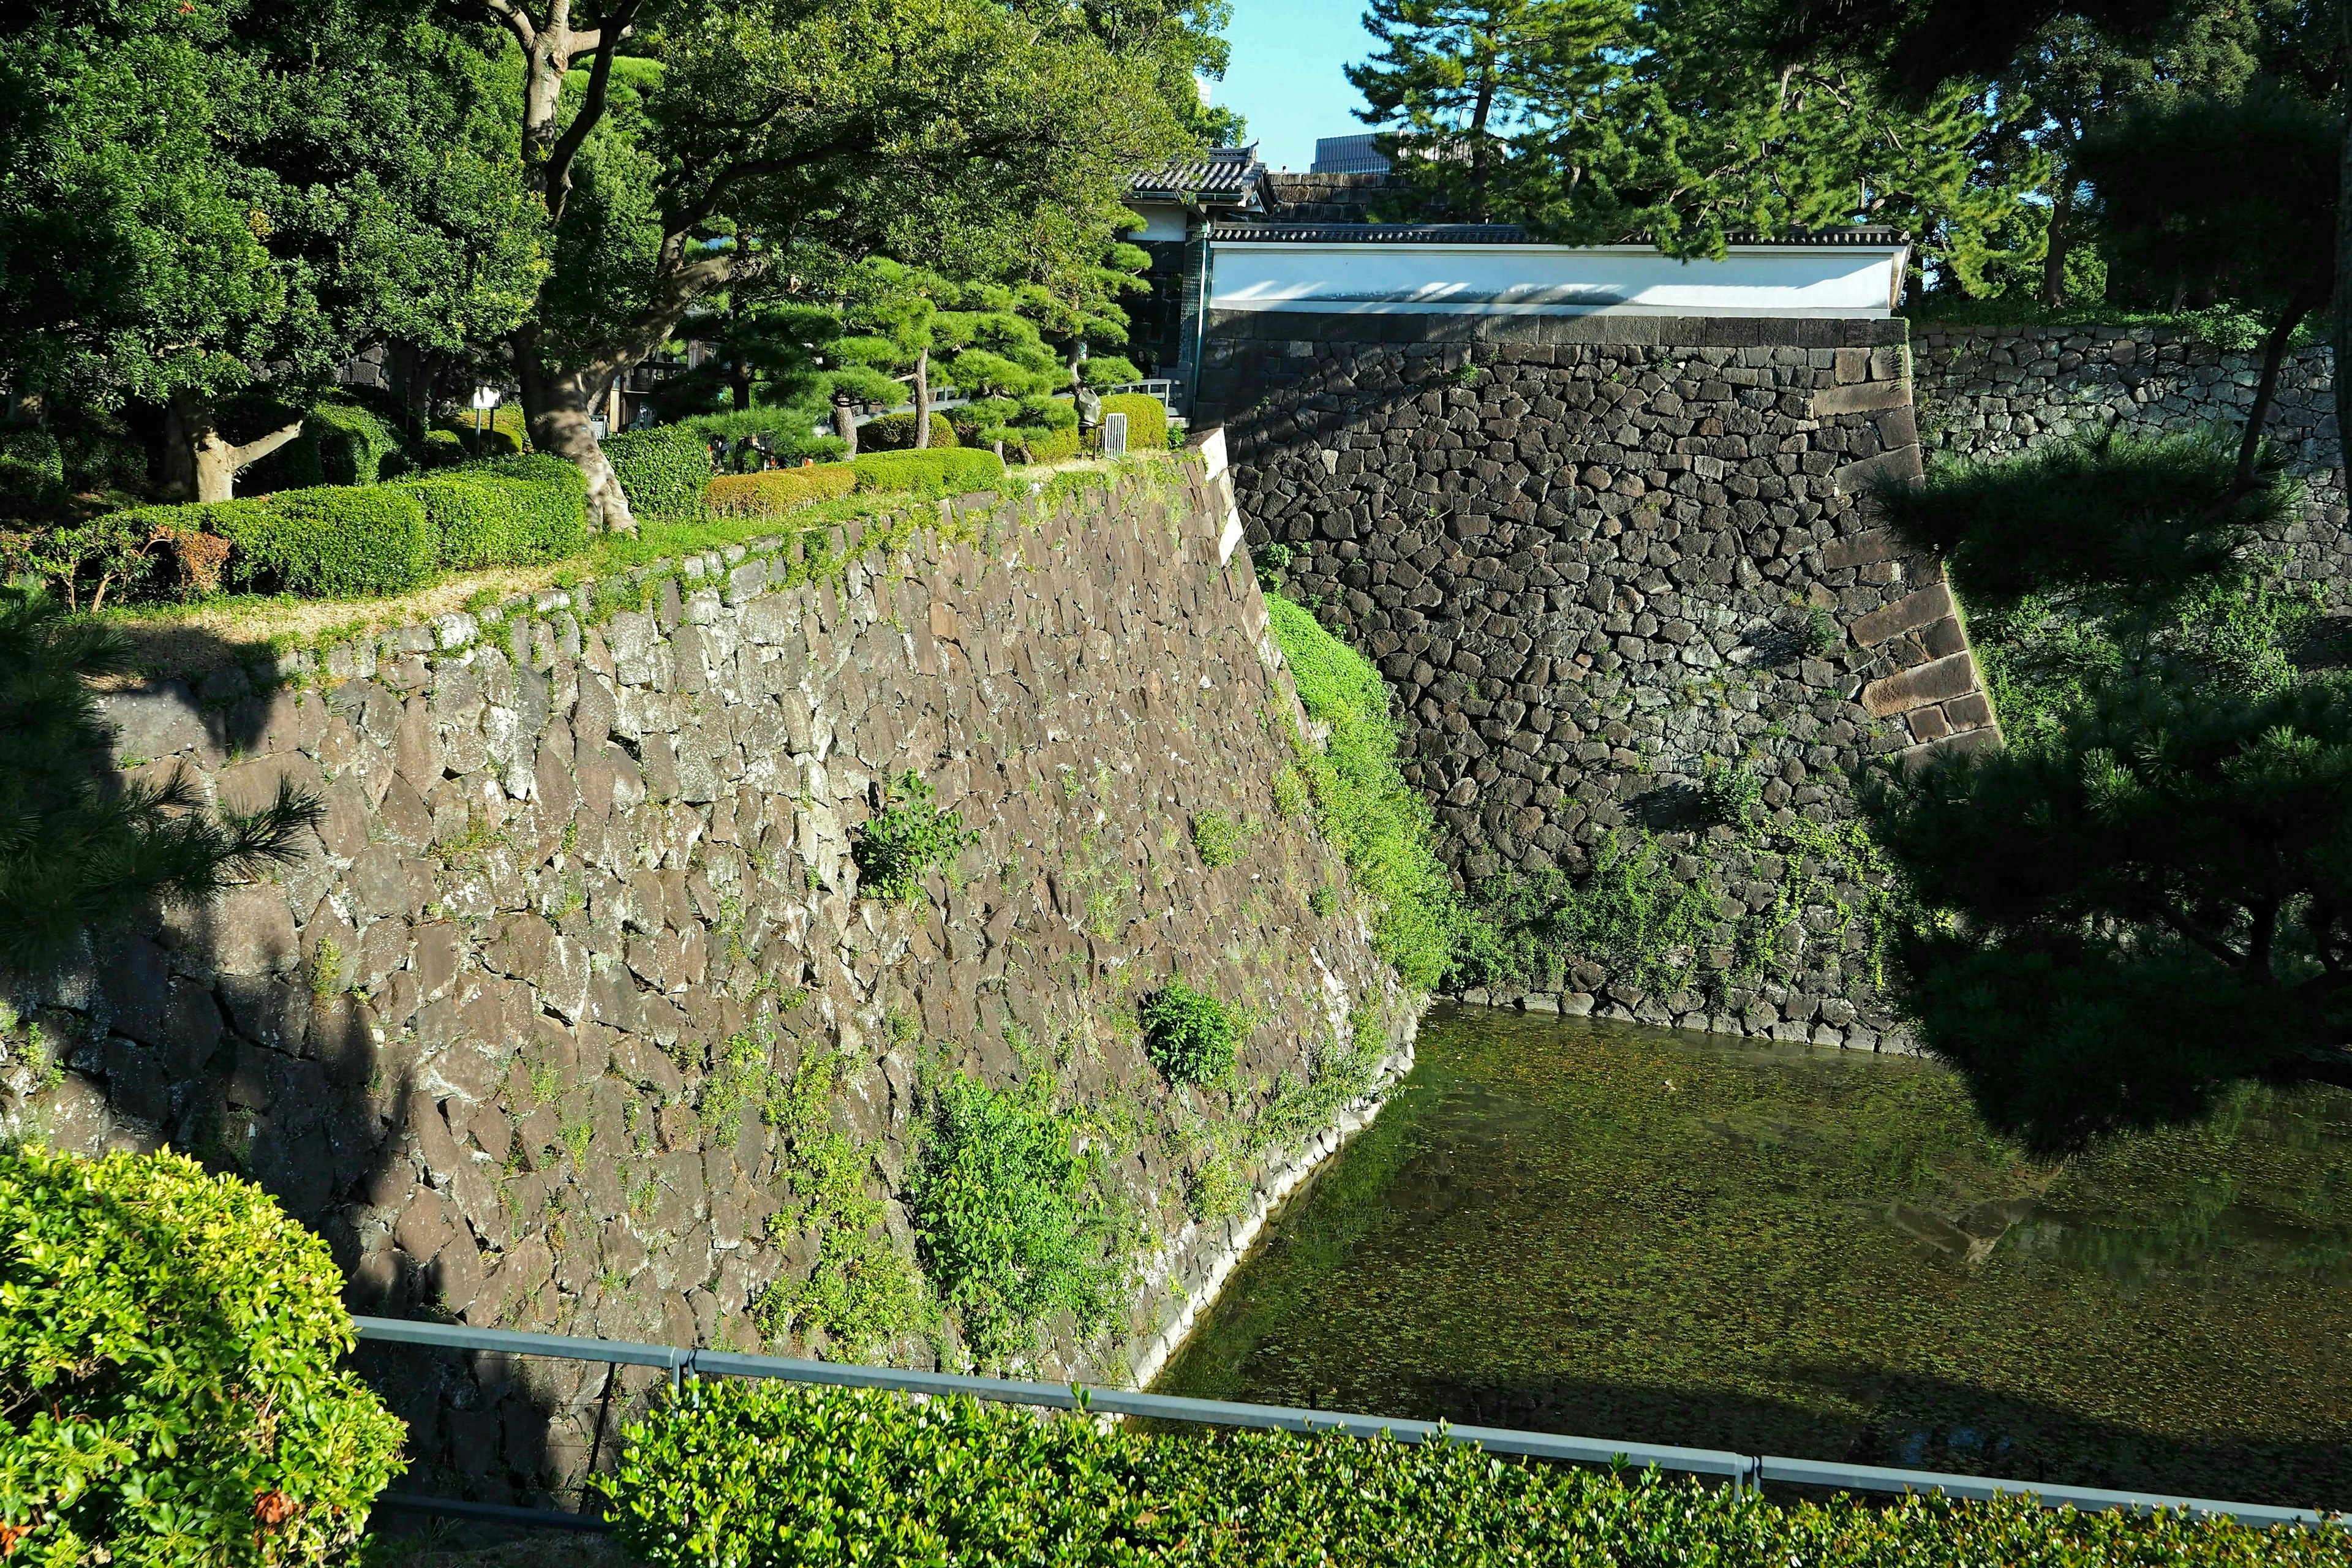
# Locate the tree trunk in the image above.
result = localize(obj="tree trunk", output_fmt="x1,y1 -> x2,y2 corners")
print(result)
514,329 -> 636,533
2237,286 -> 2320,496
833,398 -> 859,458
2038,175 -> 2075,310
167,390 -> 304,503
913,349 -> 930,450
731,360 -> 755,410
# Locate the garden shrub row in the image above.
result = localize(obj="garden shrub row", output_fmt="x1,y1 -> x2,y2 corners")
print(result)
850,448 -> 1005,493
604,423 -> 712,517
706,465 -> 860,518
1015,424 -> 1082,464
109,454 -> 589,598
602,1381 -> 2346,1568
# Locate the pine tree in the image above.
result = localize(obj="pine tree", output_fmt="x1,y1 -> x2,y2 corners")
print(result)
1346,0 -> 1617,222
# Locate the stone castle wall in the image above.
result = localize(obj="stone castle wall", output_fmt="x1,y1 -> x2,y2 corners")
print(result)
1912,325 -> 2350,589
0,461 -> 1415,1506
1204,312 -> 1995,1046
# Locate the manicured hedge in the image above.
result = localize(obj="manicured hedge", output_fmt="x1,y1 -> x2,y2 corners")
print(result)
1014,425 -> 1082,465
603,1381 -> 2345,1568
706,465 -> 859,518
395,455 -> 588,568
1096,392 -> 1169,453
850,448 -> 1005,494
221,484 -> 436,596
859,411 -> 959,451
604,424 -> 712,518
0,1146 -> 405,1567
434,404 -> 528,456
311,399 -> 399,486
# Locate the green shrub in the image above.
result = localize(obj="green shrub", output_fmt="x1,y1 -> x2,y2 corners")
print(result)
685,404 -> 845,466
1095,393 -> 1169,452
0,426 -> 66,505
851,771 -> 978,902
603,424 -> 712,518
309,398 -> 398,486
0,1145 -> 405,1566
1265,594 -> 1461,992
1695,758 -> 1765,826
216,484 -> 435,597
907,1072 -> 1136,1366
859,411 -> 959,451
1014,425 -> 1082,465
603,1380 -> 2332,1568
434,404 -> 528,456
395,456 -> 588,570
1139,978 -> 1243,1087
1189,808 -> 1248,869
706,465 -> 859,517
849,448 -> 1005,494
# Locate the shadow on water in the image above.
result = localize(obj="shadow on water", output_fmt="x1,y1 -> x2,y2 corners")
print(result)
1154,1004 -> 2352,1511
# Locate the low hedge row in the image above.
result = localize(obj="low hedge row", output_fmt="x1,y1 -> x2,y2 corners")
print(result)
706,465 -> 859,518
603,1382 -> 2342,1568
605,424 -> 713,518
850,448 -> 1005,493
109,456 -> 587,598
394,455 -> 589,568
1096,393 -> 1169,452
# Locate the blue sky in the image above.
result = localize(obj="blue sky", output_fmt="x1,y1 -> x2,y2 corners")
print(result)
1212,0 -> 1379,170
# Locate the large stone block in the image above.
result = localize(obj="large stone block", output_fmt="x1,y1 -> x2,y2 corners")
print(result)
1860,652 -> 1981,716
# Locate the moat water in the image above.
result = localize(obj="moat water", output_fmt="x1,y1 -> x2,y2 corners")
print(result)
1154,1005 -> 2352,1509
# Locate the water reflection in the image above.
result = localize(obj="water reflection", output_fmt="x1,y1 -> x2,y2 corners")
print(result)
1153,1005 -> 2352,1508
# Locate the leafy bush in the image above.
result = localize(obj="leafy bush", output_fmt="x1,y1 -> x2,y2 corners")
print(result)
1265,594 -> 1461,992
395,456 -> 588,570
603,1380 -> 2333,1568
603,424 -> 712,518
309,398 -> 398,486
850,448 -> 1005,494
906,1073 -> 1136,1366
222,485 -> 436,597
684,405 -> 845,467
0,1145 -> 405,1566
1139,979 -> 1243,1087
1455,832 -> 1721,998
1014,425 -> 1082,465
0,514 -> 175,610
0,426 -> 66,507
706,465 -> 859,518
1095,393 -> 1168,452
1189,809 -> 1248,869
434,403 -> 528,456
859,411 -> 959,451
851,771 -> 978,902
1695,758 -> 1765,826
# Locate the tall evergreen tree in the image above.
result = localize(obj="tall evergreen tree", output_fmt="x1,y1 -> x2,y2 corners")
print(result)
1346,0 -> 1615,222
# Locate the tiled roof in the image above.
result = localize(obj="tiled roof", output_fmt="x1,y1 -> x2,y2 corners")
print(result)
1131,145 -> 1267,199
1210,221 -> 1909,247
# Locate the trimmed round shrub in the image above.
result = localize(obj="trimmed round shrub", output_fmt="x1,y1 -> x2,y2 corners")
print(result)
1013,426 -> 1082,466
603,424 -> 713,518
220,484 -> 436,597
859,411 -> 959,452
397,457 -> 588,570
309,399 -> 398,486
706,465 -> 859,518
850,448 -> 1005,496
0,1145 -> 406,1565
434,404 -> 527,456
1138,978 -> 1243,1086
1095,393 -> 1169,453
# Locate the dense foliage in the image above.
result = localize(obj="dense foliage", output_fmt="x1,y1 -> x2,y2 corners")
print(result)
1095,393 -> 1170,453
905,1073 -> 1137,1367
601,1379 -> 2343,1568
0,1146 -> 405,1566
0,597 -> 317,973
851,772 -> 978,905
849,450 -> 1006,495
1139,979 -> 1245,1087
1264,594 -> 1462,992
602,425 -> 715,520
706,466 -> 861,518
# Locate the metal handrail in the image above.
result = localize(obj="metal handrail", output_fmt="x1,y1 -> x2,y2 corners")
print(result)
355,1316 -> 2337,1533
